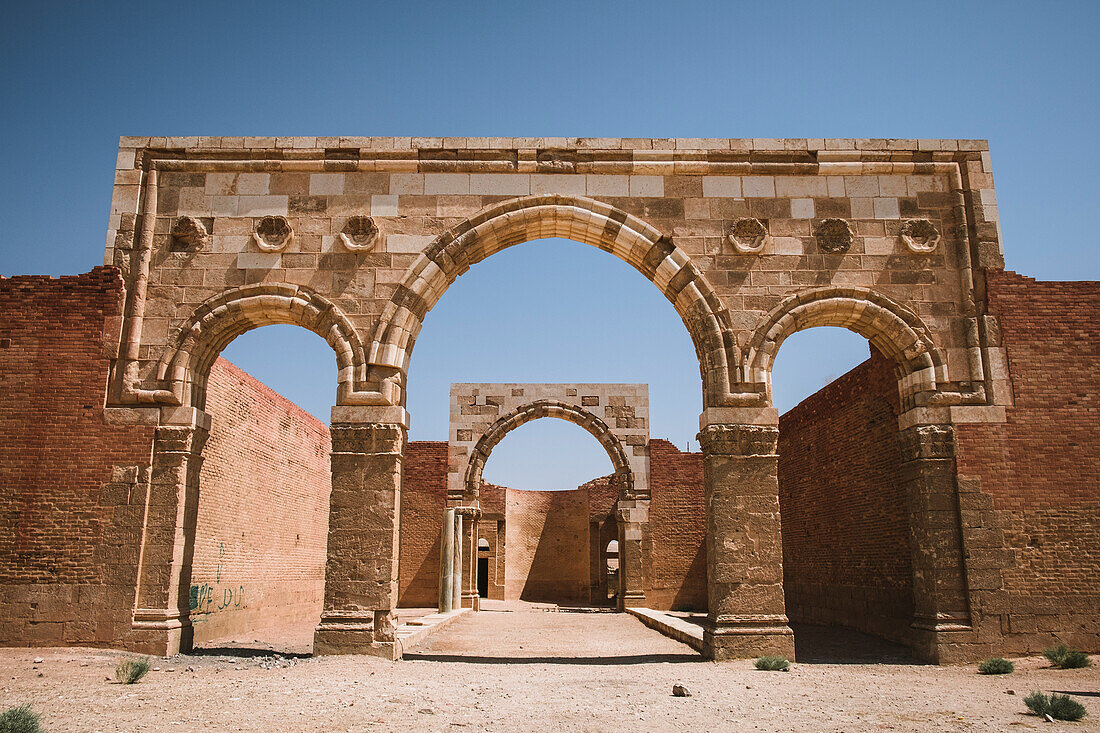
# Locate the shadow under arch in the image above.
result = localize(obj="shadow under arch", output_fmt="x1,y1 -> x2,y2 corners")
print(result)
368,195 -> 740,408
464,399 -> 634,501
154,283 -> 371,410
743,286 -> 949,410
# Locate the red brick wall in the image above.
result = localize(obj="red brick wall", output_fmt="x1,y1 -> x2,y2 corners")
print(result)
647,440 -> 707,611
188,358 -> 331,648
0,269 -> 157,646
777,347 -> 915,645
955,271 -> 1100,652
505,488 -> 590,604
397,441 -> 448,607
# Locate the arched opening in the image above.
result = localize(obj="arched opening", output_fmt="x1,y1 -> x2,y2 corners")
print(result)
177,323 -> 337,655
604,539 -> 620,603
374,195 -> 731,411
772,324 -> 923,662
477,415 -> 620,607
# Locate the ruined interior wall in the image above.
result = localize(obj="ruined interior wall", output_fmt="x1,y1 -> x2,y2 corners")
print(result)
396,441 -> 448,607
646,441 -> 707,611
0,269 -> 158,647
955,271 -> 1100,653
777,347 -> 915,645
188,358 -> 331,647
478,483 -> 507,601
504,488 -> 590,604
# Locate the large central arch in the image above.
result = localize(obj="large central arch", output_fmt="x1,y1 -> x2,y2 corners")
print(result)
368,195 -> 738,408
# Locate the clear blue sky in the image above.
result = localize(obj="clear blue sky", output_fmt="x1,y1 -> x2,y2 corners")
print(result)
1,1 -> 1096,488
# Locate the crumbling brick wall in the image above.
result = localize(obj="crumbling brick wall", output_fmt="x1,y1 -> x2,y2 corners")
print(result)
188,358 -> 331,648
955,271 -> 1100,653
646,441 -> 707,611
0,269 -> 157,646
505,488 -> 590,604
777,347 -> 915,645
397,441 -> 448,607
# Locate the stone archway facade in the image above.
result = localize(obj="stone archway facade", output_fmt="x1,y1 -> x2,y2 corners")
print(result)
447,384 -> 650,610
95,136 -> 1016,662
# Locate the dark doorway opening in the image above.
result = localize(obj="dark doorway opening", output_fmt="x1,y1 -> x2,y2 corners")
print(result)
478,557 -> 489,597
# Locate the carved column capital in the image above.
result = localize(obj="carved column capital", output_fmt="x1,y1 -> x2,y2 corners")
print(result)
329,422 -> 406,455
697,423 -> 779,456
455,506 -> 482,520
898,424 -> 955,462
152,424 -> 207,456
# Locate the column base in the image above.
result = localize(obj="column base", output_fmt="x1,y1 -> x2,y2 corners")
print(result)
910,614 -> 976,663
129,609 -> 192,656
313,610 -> 398,658
703,614 -> 795,661
617,591 -> 647,611
461,592 -> 480,611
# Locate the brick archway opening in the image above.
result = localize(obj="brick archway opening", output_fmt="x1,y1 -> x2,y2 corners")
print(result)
770,319 -> 964,661
141,318 -> 341,656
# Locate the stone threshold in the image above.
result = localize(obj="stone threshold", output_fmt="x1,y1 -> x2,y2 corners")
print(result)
626,607 -> 704,653
393,608 -> 471,657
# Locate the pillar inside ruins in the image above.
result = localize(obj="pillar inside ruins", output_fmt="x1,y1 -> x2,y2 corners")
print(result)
438,508 -> 455,613
698,408 -> 795,661
451,513 -> 463,612
129,407 -> 209,656
615,499 -> 648,610
458,508 -> 481,610
313,414 -> 404,658
898,420 -> 974,662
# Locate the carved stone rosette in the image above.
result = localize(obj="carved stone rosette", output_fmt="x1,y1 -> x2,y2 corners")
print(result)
170,216 -> 208,249
697,424 -> 779,456
339,215 -> 380,252
815,218 -> 854,254
726,217 -> 768,254
252,215 -> 293,252
900,218 -> 941,254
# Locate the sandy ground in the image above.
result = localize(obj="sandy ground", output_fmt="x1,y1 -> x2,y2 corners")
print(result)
2,601 -> 1096,732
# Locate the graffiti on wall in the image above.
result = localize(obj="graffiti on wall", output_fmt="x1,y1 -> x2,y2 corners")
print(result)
189,542 -> 245,616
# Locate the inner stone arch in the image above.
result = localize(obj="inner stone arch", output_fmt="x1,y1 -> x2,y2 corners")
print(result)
448,384 -> 650,502
368,195 -> 740,410
743,286 -> 948,410
154,283 -> 370,410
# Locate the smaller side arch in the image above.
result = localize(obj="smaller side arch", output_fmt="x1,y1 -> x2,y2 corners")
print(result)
154,283 -> 379,409
744,286 -> 948,410
463,399 -> 636,500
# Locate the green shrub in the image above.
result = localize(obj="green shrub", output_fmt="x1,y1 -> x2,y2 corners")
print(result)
1044,645 -> 1092,669
977,657 -> 1014,674
1024,691 -> 1087,721
0,704 -> 41,733
754,655 -> 790,671
115,657 -> 151,684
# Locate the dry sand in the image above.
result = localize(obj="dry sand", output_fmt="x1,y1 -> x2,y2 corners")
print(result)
2,602 -> 1096,732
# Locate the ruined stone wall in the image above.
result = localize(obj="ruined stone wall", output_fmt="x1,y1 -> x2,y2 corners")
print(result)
954,271 -> 1100,653
188,358 -> 331,647
477,483 -> 507,601
396,441 -> 448,608
646,441 -> 708,611
777,348 -> 915,645
0,269 -> 157,646
504,488 -> 591,604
